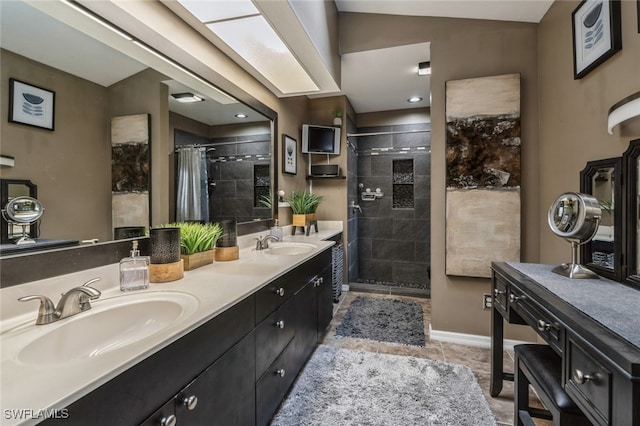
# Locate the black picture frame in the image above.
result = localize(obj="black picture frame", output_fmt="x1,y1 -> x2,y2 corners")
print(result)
637,0 -> 640,33
571,0 -> 622,79
282,134 -> 297,175
8,78 -> 55,130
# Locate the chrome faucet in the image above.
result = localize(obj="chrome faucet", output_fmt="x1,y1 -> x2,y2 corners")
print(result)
18,278 -> 102,325
255,235 -> 280,250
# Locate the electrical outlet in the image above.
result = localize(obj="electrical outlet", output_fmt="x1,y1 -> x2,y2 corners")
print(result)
482,294 -> 492,310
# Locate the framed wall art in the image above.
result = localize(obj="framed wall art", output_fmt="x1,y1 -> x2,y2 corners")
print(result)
445,73 -> 522,278
572,0 -> 622,79
8,78 -> 55,130
283,134 -> 297,175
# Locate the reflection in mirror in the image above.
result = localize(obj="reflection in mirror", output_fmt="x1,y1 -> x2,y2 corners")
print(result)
623,138 -> 640,287
0,0 -> 274,256
580,157 -> 623,281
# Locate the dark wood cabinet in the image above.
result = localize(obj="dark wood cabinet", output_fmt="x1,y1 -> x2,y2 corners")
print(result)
41,246 -> 334,426
491,262 -> 640,426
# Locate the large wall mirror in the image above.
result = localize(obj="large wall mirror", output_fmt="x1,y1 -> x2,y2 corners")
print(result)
623,138 -> 640,287
580,157 -> 623,281
0,0 -> 277,259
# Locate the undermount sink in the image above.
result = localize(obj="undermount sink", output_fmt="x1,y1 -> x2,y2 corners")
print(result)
5,291 -> 198,365
264,242 -> 317,256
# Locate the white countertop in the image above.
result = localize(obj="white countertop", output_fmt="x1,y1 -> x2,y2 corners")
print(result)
0,223 -> 341,426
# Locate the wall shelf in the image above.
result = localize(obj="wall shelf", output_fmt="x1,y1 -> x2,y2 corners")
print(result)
306,175 -> 346,180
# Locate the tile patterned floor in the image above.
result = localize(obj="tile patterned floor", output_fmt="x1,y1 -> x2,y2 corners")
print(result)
321,291 -> 551,426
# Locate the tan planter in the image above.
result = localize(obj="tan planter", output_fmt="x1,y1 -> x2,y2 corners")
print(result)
292,213 -> 318,236
181,249 -> 214,271
292,213 -> 316,227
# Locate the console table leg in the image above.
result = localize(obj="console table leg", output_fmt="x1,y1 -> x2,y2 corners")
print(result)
491,304 -> 504,397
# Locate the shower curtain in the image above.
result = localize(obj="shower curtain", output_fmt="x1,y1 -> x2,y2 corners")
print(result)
176,147 -> 209,222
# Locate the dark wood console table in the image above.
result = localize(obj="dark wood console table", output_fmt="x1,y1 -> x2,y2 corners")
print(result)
491,262 -> 640,426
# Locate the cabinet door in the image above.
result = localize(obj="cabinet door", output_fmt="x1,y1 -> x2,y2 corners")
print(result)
316,264 -> 333,339
175,332 -> 256,426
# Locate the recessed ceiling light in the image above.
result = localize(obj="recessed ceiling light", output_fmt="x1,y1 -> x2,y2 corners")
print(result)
235,113 -> 248,118
171,92 -> 204,103
407,96 -> 423,103
418,61 -> 431,76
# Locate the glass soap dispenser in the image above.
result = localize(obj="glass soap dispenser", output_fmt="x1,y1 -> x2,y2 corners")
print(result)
120,240 -> 149,291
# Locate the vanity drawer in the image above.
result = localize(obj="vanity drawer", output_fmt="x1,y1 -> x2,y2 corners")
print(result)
256,341 -> 297,426
255,296 -> 295,375
566,336 -> 612,425
509,286 -> 564,354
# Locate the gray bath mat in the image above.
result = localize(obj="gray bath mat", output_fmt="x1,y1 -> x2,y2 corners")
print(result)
335,296 -> 426,346
271,345 -> 497,426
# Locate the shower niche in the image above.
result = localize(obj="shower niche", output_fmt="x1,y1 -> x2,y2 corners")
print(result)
392,159 -> 414,209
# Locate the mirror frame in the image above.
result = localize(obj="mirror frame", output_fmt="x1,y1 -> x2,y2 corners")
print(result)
623,138 -> 640,288
0,3 -> 280,286
580,157 -> 624,281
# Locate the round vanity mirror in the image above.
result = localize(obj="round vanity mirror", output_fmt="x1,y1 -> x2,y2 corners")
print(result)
2,196 -> 43,245
548,192 -> 601,279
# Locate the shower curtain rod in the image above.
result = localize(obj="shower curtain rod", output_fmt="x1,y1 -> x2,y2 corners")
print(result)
346,129 -> 430,138
175,138 -> 270,150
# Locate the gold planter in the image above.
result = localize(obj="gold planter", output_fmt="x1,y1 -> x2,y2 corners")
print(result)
292,213 -> 318,236
181,249 -> 214,271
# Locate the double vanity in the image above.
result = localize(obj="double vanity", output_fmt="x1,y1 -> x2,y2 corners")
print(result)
1,225 -> 342,426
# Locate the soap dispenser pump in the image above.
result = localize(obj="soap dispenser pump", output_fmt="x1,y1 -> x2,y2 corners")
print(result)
120,240 -> 149,291
270,219 -> 283,240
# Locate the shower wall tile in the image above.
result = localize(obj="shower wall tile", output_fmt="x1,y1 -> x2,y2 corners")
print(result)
212,180 -> 236,198
235,179 -> 254,199
220,161 -> 252,180
371,240 -> 416,262
356,123 -> 431,290
392,261 -> 429,285
370,155 -> 392,177
359,258 -> 393,282
238,141 -> 270,155
358,218 -> 393,240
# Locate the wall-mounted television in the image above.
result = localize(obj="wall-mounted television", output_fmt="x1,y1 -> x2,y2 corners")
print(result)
301,124 -> 341,155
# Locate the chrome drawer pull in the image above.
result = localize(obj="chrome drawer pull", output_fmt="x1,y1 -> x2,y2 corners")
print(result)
573,369 -> 596,385
276,369 -> 286,378
494,289 -> 506,296
509,294 -> 521,303
182,395 -> 198,411
275,287 -> 285,297
160,415 -> 177,426
275,320 -> 285,329
537,320 -> 551,332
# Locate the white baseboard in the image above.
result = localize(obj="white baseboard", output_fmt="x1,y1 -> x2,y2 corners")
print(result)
429,325 -> 532,350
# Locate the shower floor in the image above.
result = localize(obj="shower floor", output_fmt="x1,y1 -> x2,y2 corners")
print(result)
349,280 -> 430,298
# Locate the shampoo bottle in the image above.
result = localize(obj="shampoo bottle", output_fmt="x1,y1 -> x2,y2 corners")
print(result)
120,240 -> 149,291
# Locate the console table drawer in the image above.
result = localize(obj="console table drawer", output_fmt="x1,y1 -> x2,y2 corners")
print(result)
566,336 -> 612,425
510,286 -> 564,354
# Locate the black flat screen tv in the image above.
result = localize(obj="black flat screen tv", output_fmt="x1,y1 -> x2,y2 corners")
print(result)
301,124 -> 341,155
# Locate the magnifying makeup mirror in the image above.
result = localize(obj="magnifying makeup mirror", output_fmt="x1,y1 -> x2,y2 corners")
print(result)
548,192 -> 601,279
1,196 -> 43,245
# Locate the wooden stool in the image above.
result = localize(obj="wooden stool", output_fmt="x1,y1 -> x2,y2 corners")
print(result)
514,344 -> 591,426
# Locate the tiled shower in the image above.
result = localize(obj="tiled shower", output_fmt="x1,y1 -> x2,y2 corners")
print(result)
347,123 -> 431,296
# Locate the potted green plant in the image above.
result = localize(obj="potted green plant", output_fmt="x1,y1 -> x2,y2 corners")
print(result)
159,222 -> 223,270
287,191 -> 323,233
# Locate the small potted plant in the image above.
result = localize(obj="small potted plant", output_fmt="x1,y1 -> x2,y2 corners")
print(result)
287,191 -> 323,235
159,222 -> 223,270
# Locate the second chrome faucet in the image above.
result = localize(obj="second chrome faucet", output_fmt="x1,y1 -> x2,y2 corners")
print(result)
18,277 -> 102,325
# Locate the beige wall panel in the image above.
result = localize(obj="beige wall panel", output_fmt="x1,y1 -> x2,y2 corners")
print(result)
446,189 -> 521,278
445,74 -> 521,119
